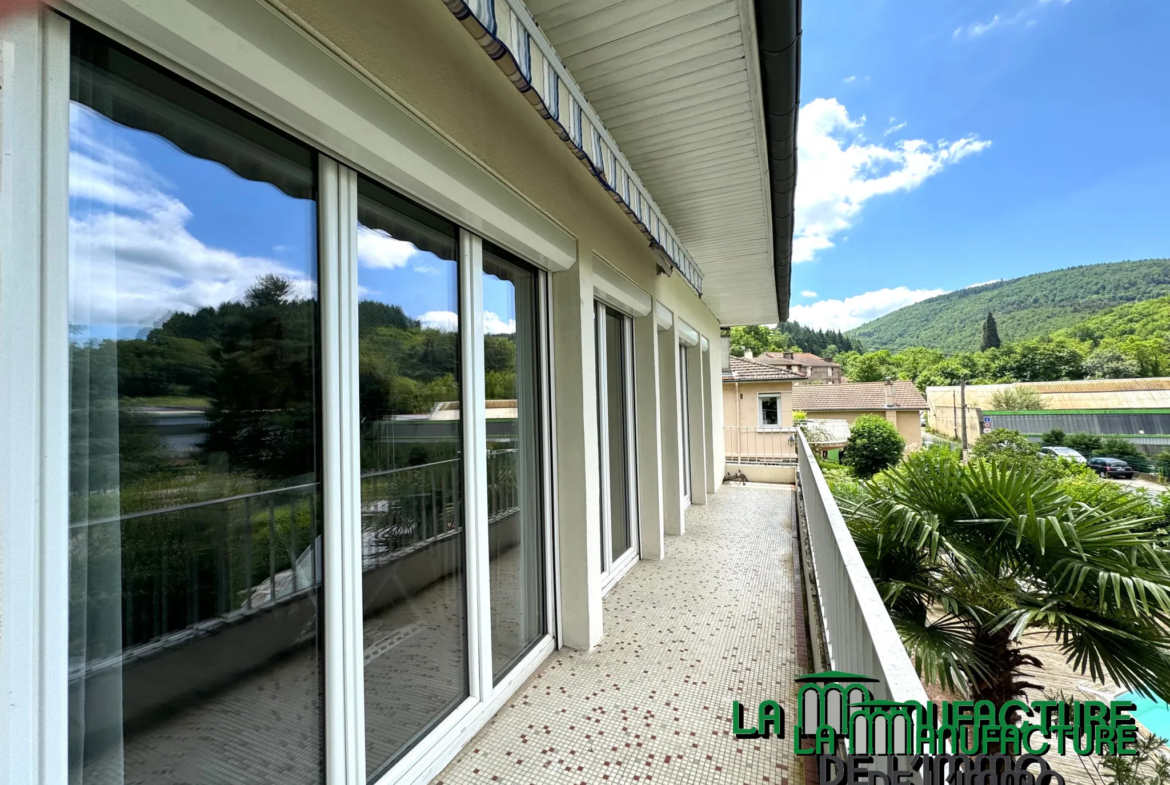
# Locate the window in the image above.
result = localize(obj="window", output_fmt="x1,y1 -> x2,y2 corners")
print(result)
595,303 -> 638,579
483,244 -> 546,682
759,394 -> 782,429
51,19 -> 554,785
356,176 -> 468,778
68,27 -> 325,783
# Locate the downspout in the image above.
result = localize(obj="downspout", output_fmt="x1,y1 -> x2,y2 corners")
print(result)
754,0 -> 802,322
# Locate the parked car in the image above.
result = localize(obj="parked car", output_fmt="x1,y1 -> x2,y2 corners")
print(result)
1039,446 -> 1087,464
1088,457 -> 1134,479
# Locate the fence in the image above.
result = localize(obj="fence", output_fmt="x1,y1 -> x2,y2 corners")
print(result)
723,425 -> 798,465
795,428 -> 927,707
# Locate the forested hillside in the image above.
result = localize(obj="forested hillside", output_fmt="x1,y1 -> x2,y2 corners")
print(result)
849,258 -> 1170,352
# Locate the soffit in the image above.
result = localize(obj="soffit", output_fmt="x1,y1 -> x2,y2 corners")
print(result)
525,0 -> 778,326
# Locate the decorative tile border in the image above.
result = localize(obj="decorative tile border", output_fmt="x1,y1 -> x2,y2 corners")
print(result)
442,0 -> 705,296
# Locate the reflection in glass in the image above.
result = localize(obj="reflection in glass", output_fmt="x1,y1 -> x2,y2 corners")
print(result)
68,26 -> 323,785
356,177 -> 467,778
483,246 -> 545,681
604,308 -> 632,562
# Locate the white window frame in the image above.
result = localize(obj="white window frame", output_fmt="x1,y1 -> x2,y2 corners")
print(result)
595,301 -> 640,593
758,393 -> 783,431
1,7 -> 563,784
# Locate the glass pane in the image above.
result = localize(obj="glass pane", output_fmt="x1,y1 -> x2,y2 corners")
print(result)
762,397 -> 779,426
483,246 -> 545,681
68,27 -> 323,785
356,176 -> 467,778
605,309 -> 631,561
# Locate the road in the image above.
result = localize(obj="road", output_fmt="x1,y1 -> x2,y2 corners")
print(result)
1112,476 -> 1168,495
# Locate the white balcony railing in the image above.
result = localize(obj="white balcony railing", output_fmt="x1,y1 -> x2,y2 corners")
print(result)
795,428 -> 927,705
723,425 -> 798,465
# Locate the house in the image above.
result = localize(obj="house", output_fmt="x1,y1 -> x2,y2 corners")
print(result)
792,379 -> 929,450
755,350 -> 843,383
1,3 -> 930,784
721,357 -> 806,475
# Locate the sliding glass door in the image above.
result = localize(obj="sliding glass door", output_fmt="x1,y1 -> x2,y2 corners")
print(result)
68,26 -> 326,783
595,303 -> 638,583
483,246 -> 546,682
356,177 -> 468,777
62,21 -> 552,785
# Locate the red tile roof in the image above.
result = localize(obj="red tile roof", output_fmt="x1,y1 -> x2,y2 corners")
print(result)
792,380 -> 927,411
722,356 -> 805,382
758,351 -> 839,368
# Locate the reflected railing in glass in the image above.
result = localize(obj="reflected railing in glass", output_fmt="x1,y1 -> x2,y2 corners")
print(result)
68,449 -> 522,665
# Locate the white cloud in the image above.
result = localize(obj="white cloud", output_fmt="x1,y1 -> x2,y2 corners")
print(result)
358,225 -> 417,269
800,290 -> 818,298
965,279 -> 1003,289
794,98 -> 991,265
884,121 -> 907,136
419,310 -> 459,332
413,263 -> 441,275
788,286 -> 948,331
843,75 -> 857,83
484,311 -> 516,335
954,0 -> 1071,39
68,105 -> 313,333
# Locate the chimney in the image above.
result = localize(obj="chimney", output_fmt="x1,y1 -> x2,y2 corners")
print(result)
783,351 -> 794,360
744,349 -> 754,360
884,378 -> 896,408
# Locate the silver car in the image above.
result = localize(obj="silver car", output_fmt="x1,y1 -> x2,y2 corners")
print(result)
1039,446 -> 1087,464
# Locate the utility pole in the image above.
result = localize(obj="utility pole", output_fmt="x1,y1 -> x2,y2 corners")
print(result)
960,379 -> 969,454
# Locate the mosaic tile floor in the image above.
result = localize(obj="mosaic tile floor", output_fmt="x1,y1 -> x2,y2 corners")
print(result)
434,483 -> 802,785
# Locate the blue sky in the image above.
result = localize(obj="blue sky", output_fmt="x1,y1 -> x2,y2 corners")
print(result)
788,0 -> 1170,330
69,103 -> 516,340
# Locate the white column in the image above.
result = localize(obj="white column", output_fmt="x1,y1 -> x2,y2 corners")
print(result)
657,317 -> 683,536
633,310 -> 664,560
686,341 -> 708,505
701,341 -> 718,495
551,253 -> 603,650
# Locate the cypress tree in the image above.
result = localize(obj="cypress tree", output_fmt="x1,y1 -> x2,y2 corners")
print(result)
981,311 -> 1002,351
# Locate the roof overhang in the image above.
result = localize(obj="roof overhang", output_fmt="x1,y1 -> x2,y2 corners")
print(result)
446,0 -> 800,327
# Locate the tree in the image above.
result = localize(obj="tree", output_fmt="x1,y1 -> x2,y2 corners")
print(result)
970,428 -> 1038,459
988,386 -> 1046,411
1064,432 -> 1102,456
1156,451 -> 1170,479
839,350 -> 896,383
837,449 -> 1170,707
1041,428 -> 1065,446
980,311 -> 1001,351
1084,348 -> 1141,379
840,415 -> 904,479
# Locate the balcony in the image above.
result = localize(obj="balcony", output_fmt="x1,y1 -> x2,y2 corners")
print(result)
434,482 -> 805,784
433,430 -> 925,784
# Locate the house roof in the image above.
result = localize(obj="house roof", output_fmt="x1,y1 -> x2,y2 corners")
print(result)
722,356 -> 805,382
924,378 -> 1170,411
792,381 -> 928,411
758,352 -> 839,368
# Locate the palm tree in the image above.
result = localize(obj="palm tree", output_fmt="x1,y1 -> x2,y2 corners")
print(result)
835,448 -> 1170,705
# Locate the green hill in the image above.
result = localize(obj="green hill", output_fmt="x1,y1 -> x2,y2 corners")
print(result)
849,258 -> 1170,352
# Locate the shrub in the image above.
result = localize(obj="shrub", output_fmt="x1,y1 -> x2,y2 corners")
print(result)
1041,428 -> 1066,446
971,428 -> 1038,459
988,386 -> 1046,411
1063,432 -> 1102,455
840,415 -> 905,479
1154,450 -> 1170,479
